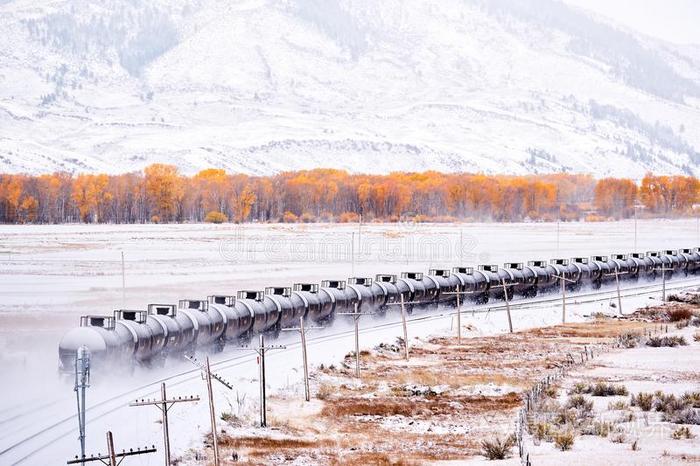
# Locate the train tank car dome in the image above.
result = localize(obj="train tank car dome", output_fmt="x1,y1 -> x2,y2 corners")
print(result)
146,304 -> 184,356
320,280 -> 351,314
265,287 -> 303,329
113,310 -> 158,363
58,316 -> 124,373
346,277 -> 377,314
235,291 -> 277,335
291,283 -> 328,323
370,275 -> 394,309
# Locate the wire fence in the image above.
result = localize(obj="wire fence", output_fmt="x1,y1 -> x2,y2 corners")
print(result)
514,322 -> 668,465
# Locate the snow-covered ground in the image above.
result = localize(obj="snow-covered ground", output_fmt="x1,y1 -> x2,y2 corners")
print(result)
0,219 -> 699,465
526,325 -> 700,466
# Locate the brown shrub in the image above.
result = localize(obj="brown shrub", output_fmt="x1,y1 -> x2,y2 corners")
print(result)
480,434 -> 515,460
338,212 -> 360,223
554,431 -> 575,450
667,307 -> 693,322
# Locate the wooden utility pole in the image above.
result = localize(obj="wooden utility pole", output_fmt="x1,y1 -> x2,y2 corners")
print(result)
351,231 -> 355,276
67,431 -> 156,465
338,303 -> 374,378
183,355 -> 234,466
604,270 -> 628,315
440,290 -> 476,344
656,265 -> 673,301
282,316 -> 322,401
129,383 -> 199,465
256,335 -> 286,427
205,357 -> 220,466
553,275 -> 577,324
501,278 -> 513,333
615,271 -> 622,314
561,277 -> 566,323
229,336 -> 286,426
121,251 -> 126,308
399,294 -> 410,360
456,290 -> 462,343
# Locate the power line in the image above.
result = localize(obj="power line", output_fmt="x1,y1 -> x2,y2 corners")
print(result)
129,383 -> 199,466
67,431 -> 156,466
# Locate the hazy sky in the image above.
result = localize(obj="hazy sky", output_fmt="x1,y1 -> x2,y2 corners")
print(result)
565,0 -> 700,45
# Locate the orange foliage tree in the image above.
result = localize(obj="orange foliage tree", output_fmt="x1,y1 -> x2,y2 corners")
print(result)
594,178 -> 638,218
0,166 -> 697,224
144,164 -> 183,222
640,173 -> 699,214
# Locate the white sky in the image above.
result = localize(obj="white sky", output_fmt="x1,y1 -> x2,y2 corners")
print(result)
564,0 -> 700,45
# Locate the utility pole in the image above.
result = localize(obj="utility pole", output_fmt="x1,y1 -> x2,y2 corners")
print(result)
604,270 -> 628,315
129,383 -> 199,466
656,265 -> 673,301
338,303 -> 375,378
501,278 -> 513,333
553,275 -> 577,324
205,357 -> 219,466
441,290 -> 476,344
385,294 -> 411,360
351,231 -> 355,276
121,251 -> 126,308
282,316 -> 322,401
107,432 -> 116,466
67,431 -> 156,465
74,346 -> 90,466
399,294 -> 409,360
358,215 -> 362,259
634,208 -> 638,251
229,336 -> 286,427
556,203 -> 562,256
184,355 -> 234,466
456,290 -> 461,343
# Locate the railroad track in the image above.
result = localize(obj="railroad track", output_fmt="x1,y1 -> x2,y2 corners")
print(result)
2,276 -> 698,465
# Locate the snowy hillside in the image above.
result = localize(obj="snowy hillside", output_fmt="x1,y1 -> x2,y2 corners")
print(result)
0,0 -> 699,178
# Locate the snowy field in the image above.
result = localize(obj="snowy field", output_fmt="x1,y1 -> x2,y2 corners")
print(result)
0,219 -> 699,464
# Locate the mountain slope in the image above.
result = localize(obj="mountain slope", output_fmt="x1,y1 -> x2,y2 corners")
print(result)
0,0 -> 699,178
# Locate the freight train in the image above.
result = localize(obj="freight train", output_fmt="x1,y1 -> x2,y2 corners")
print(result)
58,248 -> 700,373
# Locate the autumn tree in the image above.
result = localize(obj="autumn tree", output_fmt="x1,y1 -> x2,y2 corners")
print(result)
193,168 -> 228,217
594,178 -> 637,218
144,164 -> 183,222
71,174 -> 112,222
0,167 -> 697,224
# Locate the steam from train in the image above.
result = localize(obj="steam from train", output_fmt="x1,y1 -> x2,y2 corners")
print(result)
58,249 -> 699,372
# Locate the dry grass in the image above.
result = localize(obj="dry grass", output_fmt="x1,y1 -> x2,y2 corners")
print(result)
198,315 -> 662,464
525,320 -> 652,339
387,369 -> 524,389
217,435 -> 322,449
321,392 -> 521,418
330,453 -> 421,466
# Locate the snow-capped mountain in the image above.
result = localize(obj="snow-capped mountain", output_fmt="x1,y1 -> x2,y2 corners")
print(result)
0,0 -> 699,178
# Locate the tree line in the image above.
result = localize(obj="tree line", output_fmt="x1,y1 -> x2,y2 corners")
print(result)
0,165 -> 697,224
